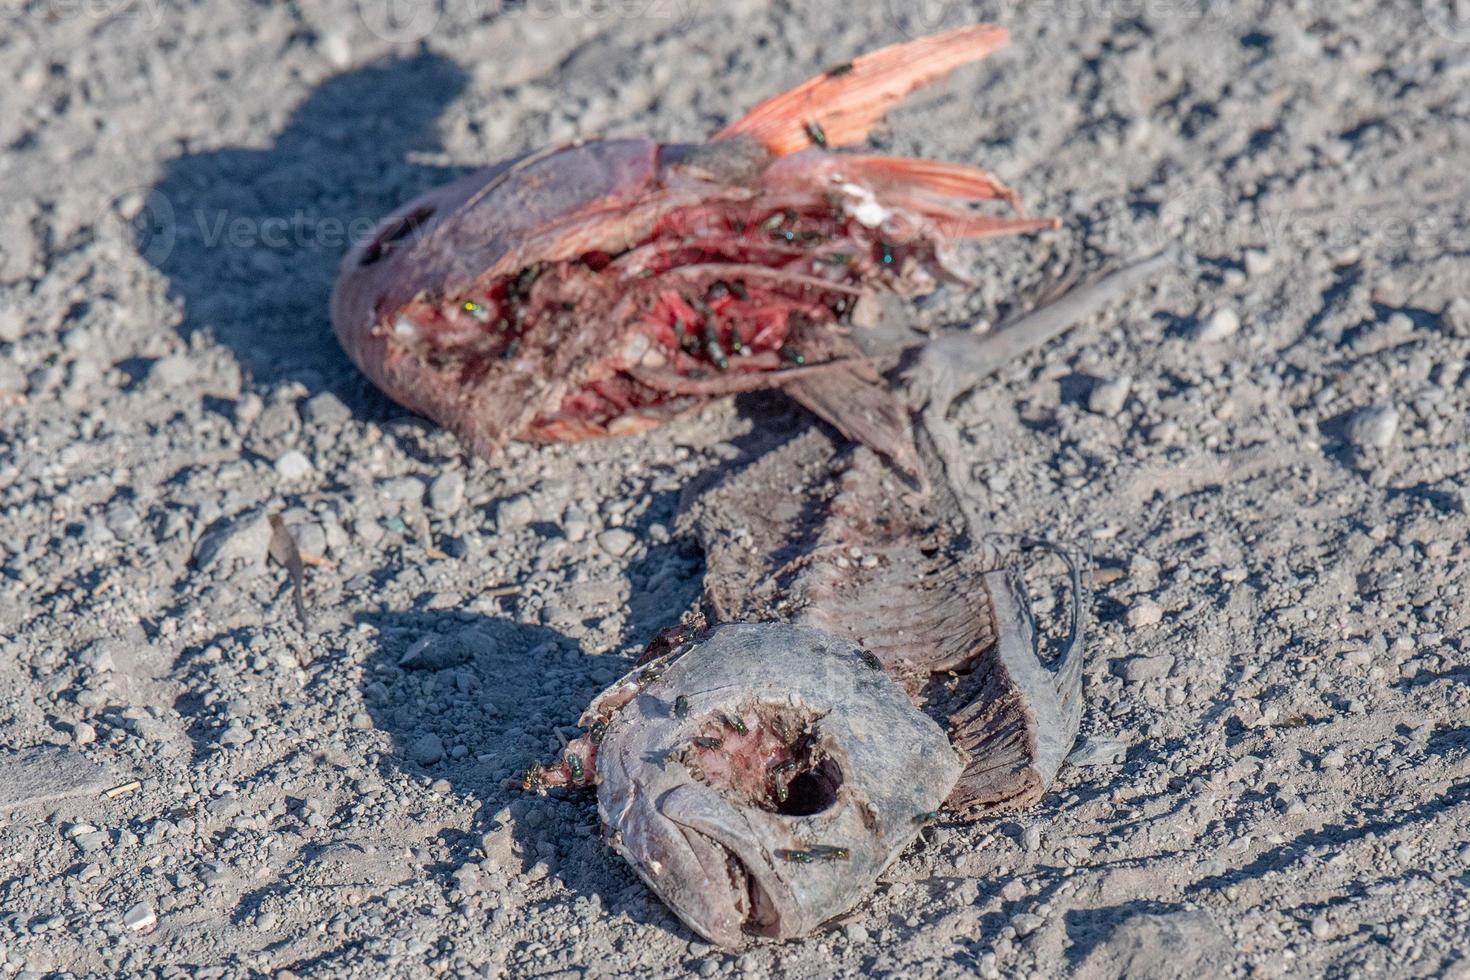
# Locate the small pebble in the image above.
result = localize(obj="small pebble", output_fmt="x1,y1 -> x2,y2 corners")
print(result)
149,354 -> 196,386
1126,601 -> 1164,627
123,902 -> 156,931
1346,405 -> 1399,450
274,450 -> 313,481
1319,749 -> 1346,770
1123,654 -> 1174,683
428,471 -> 466,514
1311,916 -> 1332,940
596,528 -> 637,557
318,32 -> 352,69
0,307 -> 24,343
1193,308 -> 1240,342
843,923 -> 869,943
1011,912 -> 1044,937
219,723 -> 252,746
301,391 -> 351,425
410,733 -> 445,766
193,512 -> 272,572
1442,297 -> 1470,338
234,392 -> 264,426
256,910 -> 279,930
1068,737 -> 1128,766
497,494 -> 537,529
1242,248 -> 1274,277
1088,376 -> 1132,417
379,476 -> 427,505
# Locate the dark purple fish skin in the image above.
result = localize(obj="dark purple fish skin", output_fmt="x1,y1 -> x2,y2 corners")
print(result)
594,623 -> 960,947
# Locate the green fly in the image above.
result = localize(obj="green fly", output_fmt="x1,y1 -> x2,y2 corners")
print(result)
568,753 -> 584,782
674,695 -> 689,720
694,736 -> 723,750
704,323 -> 729,370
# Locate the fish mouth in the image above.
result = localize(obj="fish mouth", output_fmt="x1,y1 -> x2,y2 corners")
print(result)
675,704 -> 847,939
594,623 -> 961,946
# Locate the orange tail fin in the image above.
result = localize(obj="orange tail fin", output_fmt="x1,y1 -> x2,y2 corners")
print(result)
928,213 -> 1060,240
713,24 -> 1011,157
842,155 -> 1025,212
839,155 -> 1060,238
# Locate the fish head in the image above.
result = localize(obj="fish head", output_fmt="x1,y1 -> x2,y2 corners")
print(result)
594,623 -> 960,946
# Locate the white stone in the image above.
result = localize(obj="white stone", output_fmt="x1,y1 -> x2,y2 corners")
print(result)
123,902 -> 156,931
274,450 -> 313,481
1193,308 -> 1240,342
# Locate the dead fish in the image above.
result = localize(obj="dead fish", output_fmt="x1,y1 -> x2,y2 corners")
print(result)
330,25 -> 1055,477
592,623 -> 960,946
521,254 -> 1187,946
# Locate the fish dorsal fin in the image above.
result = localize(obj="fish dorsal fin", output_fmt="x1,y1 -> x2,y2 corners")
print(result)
712,24 -> 1011,156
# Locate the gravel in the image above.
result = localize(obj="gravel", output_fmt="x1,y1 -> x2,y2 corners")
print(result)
3,4 -> 1467,977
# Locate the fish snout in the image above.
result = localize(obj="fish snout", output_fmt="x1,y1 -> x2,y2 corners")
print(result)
595,623 -> 960,946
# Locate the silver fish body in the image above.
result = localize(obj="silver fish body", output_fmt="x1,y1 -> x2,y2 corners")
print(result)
594,623 -> 960,946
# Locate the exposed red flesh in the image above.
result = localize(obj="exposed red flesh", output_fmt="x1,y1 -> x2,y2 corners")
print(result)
386,195 -> 937,437
331,23 -> 1059,466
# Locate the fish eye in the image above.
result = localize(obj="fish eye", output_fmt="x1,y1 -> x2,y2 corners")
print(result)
777,757 -> 843,817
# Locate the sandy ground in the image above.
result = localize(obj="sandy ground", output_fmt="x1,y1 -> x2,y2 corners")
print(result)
2,0 -> 1470,976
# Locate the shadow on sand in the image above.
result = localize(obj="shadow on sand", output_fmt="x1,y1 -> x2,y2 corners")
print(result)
138,51 -> 467,410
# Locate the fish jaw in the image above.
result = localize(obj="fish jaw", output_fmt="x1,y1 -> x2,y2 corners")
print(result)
594,623 -> 960,946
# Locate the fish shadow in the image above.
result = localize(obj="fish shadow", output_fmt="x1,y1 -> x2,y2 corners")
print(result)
135,51 -> 469,412
358,609 -> 588,806
357,609 -> 685,935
